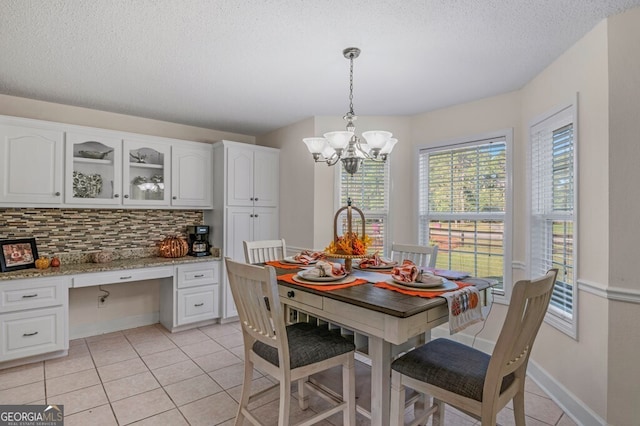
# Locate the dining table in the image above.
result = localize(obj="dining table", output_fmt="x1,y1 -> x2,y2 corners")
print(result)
267,261 -> 493,426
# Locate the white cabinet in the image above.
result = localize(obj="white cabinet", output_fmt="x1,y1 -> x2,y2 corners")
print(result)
0,277 -> 69,363
206,141 -> 280,320
226,144 -> 279,207
123,138 -> 171,206
171,143 -> 212,207
65,131 -> 123,205
0,122 -> 64,205
159,261 -> 220,332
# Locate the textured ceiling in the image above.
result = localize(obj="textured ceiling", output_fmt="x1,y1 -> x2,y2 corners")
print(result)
1,0 -> 640,136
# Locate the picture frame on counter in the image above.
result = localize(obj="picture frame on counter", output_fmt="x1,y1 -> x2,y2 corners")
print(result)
0,237 -> 39,272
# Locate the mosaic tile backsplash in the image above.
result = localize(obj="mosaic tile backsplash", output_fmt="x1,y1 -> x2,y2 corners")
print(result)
0,208 -> 204,262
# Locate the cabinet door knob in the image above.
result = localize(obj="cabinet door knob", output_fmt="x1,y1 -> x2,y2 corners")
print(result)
114,194 -> 120,198
250,197 -> 254,201
55,192 -> 61,196
254,197 -> 259,201
254,214 -> 258,217
124,194 -> 129,198
287,290 -> 295,298
250,214 -> 254,218
172,196 -> 177,200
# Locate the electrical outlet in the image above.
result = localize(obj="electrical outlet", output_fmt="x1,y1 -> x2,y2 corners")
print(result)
98,296 -> 107,308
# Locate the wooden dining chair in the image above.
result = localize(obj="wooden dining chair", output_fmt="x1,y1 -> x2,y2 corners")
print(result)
389,269 -> 558,426
225,258 -> 356,426
390,242 -> 438,268
243,239 -> 287,264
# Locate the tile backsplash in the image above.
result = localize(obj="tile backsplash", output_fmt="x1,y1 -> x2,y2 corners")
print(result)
0,208 -> 204,260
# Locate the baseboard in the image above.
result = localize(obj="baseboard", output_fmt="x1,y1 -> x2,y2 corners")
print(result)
69,312 -> 160,339
431,327 -> 601,426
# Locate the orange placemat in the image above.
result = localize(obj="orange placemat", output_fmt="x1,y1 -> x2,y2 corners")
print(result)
278,273 -> 367,291
266,260 -> 301,270
374,280 -> 472,298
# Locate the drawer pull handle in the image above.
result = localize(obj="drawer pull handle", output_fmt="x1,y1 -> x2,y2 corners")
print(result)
22,294 -> 38,298
120,276 -> 132,280
194,274 -> 205,278
194,303 -> 204,307
287,290 -> 295,298
23,331 -> 39,337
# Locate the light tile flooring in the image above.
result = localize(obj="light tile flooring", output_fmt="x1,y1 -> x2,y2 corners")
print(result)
0,322 -> 578,425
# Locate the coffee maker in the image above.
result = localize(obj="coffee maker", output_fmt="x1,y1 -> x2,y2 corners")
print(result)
187,225 -> 211,257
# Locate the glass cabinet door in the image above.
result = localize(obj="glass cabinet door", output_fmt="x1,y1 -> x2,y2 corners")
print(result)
123,139 -> 171,205
65,133 -> 122,204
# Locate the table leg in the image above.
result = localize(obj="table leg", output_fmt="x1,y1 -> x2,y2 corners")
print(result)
369,335 -> 391,426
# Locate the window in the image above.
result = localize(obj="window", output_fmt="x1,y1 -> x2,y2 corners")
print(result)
336,160 -> 389,254
529,103 -> 577,338
418,131 -> 512,295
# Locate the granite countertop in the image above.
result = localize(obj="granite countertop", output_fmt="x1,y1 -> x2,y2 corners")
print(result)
0,255 -> 222,282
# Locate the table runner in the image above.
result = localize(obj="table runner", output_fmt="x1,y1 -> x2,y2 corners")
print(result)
278,273 -> 367,291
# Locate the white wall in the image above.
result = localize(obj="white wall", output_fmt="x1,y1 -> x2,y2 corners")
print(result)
606,6 -> 640,424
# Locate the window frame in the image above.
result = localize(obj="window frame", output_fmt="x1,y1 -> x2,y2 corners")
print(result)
334,158 -> 391,255
527,99 -> 578,339
416,129 -> 513,304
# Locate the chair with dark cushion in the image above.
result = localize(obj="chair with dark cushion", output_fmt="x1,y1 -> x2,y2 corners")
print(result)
225,257 -> 356,426
389,269 -> 558,426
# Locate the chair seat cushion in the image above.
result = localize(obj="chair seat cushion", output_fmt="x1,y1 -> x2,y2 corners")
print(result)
253,322 -> 355,369
391,338 -> 515,402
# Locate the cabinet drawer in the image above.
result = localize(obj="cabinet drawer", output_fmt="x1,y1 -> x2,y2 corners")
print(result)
1,277 -> 68,313
279,286 -> 323,310
1,306 -> 66,362
176,262 -> 219,289
73,266 -> 173,288
177,285 -> 219,325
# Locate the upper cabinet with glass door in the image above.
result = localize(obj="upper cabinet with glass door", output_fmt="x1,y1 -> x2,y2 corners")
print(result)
123,138 -> 171,206
65,132 -> 122,205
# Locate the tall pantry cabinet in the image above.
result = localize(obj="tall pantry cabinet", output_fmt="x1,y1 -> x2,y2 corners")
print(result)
205,141 -> 279,320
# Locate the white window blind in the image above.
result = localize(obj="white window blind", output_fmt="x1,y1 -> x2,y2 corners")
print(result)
530,104 -> 576,336
419,136 -> 508,290
337,160 -> 389,254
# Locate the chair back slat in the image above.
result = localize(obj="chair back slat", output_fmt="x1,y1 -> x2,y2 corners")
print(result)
390,243 -> 438,268
244,239 -> 287,264
484,269 -> 558,398
225,258 -> 289,367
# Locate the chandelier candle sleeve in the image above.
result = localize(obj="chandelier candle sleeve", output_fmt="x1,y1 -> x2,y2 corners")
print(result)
302,47 -> 397,175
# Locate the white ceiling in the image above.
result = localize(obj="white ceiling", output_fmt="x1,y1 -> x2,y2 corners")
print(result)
2,1 -> 639,137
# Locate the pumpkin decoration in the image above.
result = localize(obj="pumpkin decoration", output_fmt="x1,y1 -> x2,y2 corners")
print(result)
159,236 -> 189,258
35,257 -> 51,269
50,257 -> 61,267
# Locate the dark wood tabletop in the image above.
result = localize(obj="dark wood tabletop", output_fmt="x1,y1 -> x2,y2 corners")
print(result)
271,265 -> 493,319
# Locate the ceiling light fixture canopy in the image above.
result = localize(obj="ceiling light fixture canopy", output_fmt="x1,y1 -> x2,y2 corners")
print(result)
303,47 -> 397,175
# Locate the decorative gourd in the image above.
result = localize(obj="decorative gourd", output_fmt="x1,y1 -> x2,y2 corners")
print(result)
35,257 -> 51,269
159,236 -> 188,258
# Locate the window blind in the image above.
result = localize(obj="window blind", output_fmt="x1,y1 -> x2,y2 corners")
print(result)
419,138 -> 507,288
338,160 -> 390,254
530,107 -> 576,326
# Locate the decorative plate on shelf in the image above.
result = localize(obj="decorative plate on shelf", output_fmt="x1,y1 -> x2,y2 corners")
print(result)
73,171 -> 103,198
77,150 -> 112,159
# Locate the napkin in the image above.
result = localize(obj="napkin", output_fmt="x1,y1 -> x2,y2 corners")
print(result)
301,260 -> 346,279
391,260 -> 419,282
418,272 -> 444,286
294,250 -> 326,264
358,252 -> 396,269
440,286 -> 484,334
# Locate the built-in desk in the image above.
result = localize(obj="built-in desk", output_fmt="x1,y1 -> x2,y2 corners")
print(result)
0,256 -> 221,369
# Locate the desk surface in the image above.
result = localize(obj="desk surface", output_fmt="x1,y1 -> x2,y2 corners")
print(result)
274,265 -> 492,318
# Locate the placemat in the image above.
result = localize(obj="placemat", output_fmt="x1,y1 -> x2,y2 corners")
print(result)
266,260 -> 301,269
374,280 -> 471,298
278,273 -> 367,291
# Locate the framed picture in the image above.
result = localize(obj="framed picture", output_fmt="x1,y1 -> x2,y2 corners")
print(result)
0,238 -> 39,272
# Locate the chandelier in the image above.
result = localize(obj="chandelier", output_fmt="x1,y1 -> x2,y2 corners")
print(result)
303,47 -> 398,175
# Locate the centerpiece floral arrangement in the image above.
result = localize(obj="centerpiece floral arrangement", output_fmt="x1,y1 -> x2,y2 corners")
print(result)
325,231 -> 372,256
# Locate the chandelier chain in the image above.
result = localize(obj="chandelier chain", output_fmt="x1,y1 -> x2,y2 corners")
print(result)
348,55 -> 355,116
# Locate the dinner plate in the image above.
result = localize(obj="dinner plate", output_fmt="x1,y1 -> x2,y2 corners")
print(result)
283,256 -> 318,265
354,262 -> 397,270
391,276 -> 446,288
386,279 -> 458,292
293,274 -> 356,285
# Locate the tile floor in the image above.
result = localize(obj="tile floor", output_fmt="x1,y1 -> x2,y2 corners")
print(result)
0,322 -> 578,425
